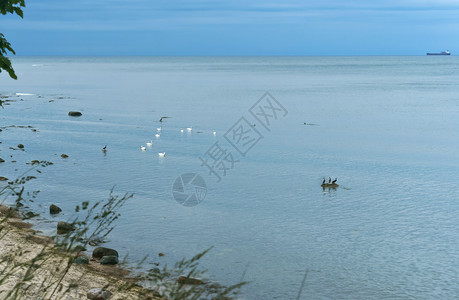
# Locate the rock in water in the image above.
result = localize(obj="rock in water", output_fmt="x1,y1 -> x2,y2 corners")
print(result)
92,247 -> 119,259
61,154 -> 69,158
68,111 -> 82,117
49,204 -> 62,214
100,255 -> 119,265
17,144 -> 24,149
74,255 -> 89,265
177,276 -> 204,285
87,288 -> 112,300
0,177 -> 9,181
0,158 -> 5,163
57,221 -> 75,234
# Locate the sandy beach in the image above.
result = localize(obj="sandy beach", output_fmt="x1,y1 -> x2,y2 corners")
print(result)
0,208 -> 158,300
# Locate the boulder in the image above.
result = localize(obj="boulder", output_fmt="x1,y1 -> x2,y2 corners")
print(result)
57,221 -> 75,234
87,288 -> 112,300
92,247 -> 119,259
68,111 -> 82,117
49,204 -> 62,214
100,255 -> 119,265
74,255 -> 89,265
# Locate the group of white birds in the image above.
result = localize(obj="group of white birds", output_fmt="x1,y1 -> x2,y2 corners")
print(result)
140,125 -> 216,157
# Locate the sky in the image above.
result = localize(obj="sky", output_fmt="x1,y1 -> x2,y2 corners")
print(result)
1,0 -> 459,56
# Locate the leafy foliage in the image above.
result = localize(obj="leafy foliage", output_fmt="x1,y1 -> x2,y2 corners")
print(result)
0,0 -> 25,80
0,0 -> 25,17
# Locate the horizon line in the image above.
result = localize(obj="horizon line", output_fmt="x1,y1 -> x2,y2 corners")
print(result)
9,54 -> 454,58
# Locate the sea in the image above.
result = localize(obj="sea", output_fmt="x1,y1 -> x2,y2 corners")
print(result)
1,56 -> 458,299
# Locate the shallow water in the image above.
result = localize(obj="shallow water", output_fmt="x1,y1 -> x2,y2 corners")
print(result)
1,56 -> 458,299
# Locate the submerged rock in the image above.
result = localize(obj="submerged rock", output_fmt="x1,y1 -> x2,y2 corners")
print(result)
177,276 -> 204,285
74,255 -> 89,265
87,288 -> 112,300
100,255 -> 119,265
24,211 -> 38,219
321,183 -> 339,188
92,247 -> 119,259
68,111 -> 82,117
57,221 -> 75,234
49,204 -> 62,214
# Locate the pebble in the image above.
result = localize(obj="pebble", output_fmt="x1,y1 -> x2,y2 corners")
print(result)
87,288 -> 112,300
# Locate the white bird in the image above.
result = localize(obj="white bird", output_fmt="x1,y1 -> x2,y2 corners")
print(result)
140,146 -> 146,151
146,141 -> 153,147
180,128 -> 184,133
187,127 -> 192,132
156,127 -> 162,132
155,133 -> 160,138
212,130 -> 216,135
158,152 -> 166,157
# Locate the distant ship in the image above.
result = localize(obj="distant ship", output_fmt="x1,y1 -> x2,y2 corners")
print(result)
426,50 -> 451,56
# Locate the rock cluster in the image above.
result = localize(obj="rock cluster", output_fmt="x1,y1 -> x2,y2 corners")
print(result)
93,247 -> 119,265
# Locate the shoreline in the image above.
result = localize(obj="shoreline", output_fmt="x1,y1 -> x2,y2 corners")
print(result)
0,92 -> 156,298
0,205 -> 158,299
0,205 -> 161,300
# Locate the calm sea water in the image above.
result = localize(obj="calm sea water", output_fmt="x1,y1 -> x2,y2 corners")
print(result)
1,57 -> 458,299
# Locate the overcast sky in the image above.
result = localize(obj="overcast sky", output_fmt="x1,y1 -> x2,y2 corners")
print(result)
2,0 -> 459,55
